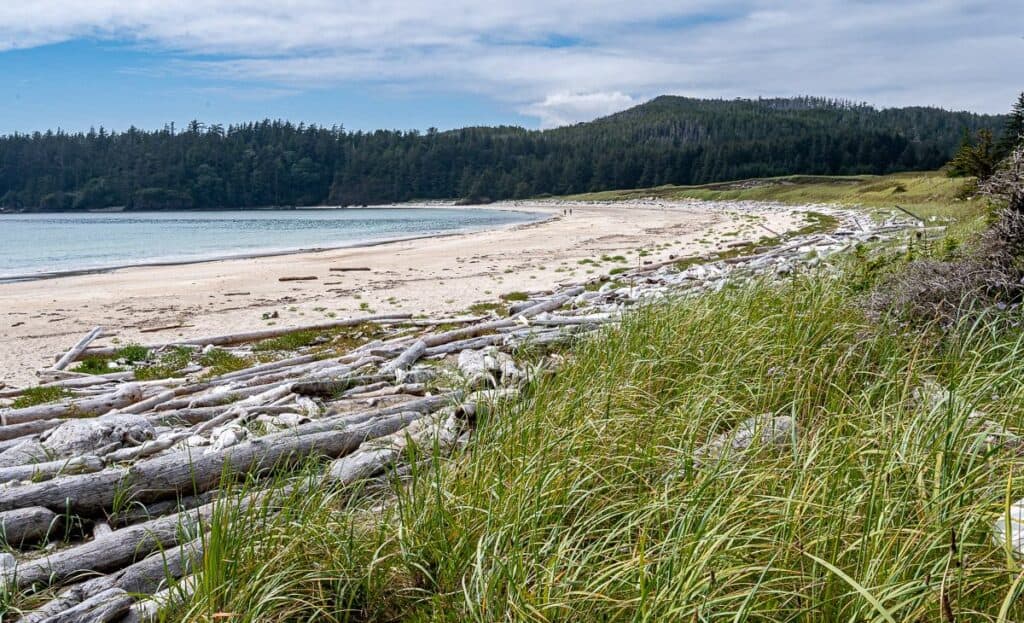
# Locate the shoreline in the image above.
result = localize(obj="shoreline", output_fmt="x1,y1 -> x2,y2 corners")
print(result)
0,205 -> 548,284
0,199 -> 823,386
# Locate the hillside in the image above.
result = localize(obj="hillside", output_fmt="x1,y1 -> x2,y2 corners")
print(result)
0,97 -> 1005,211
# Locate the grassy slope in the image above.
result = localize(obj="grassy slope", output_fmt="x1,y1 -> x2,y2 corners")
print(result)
570,171 -> 987,232
151,173 -> 1023,621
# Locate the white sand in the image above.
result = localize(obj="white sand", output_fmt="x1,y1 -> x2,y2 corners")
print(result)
0,200 -> 815,386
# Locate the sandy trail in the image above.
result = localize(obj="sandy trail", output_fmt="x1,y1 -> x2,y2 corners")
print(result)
0,200 -> 817,386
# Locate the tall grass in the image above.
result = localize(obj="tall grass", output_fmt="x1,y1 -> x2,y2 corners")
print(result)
168,273 -> 1024,621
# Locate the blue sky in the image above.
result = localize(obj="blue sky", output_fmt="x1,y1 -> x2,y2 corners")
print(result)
0,1 -> 1022,134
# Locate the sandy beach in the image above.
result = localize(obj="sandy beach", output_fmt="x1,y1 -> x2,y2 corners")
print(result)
0,199 -> 818,386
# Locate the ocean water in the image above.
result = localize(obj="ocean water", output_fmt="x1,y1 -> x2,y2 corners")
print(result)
0,207 -> 540,280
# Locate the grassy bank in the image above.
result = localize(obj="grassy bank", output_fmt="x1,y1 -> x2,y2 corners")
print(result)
570,171 -> 986,234
161,259 -> 1024,621
146,173 -> 1024,622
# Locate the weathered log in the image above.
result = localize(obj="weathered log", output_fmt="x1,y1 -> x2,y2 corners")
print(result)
278,275 -> 318,281
40,587 -> 134,623
110,492 -> 217,528
103,431 -> 193,463
0,455 -> 104,484
421,318 -> 517,348
1,384 -> 145,426
122,574 -> 197,623
3,505 -> 207,591
694,415 -> 796,467
51,327 -> 104,372
120,389 -> 177,414
0,418 -> 65,442
340,381 -> 391,397
0,507 -> 60,547
328,412 -> 461,484
423,333 -> 505,357
512,287 -> 584,318
0,413 -> 155,468
381,340 -> 427,379
345,383 -> 426,399
457,349 -> 494,389
329,266 -> 371,272
206,353 -> 318,383
293,373 -> 391,398
22,536 -> 205,622
0,411 -> 421,516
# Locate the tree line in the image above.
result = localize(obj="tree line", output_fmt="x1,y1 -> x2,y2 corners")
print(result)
0,96 -> 1007,211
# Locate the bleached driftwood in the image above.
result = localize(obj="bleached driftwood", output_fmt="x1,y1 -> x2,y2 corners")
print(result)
74,313 -> 413,359
0,411 -> 422,516
21,536 -> 205,622
0,506 -> 60,547
51,326 -> 104,372
0,455 -> 104,484
1,384 -> 145,426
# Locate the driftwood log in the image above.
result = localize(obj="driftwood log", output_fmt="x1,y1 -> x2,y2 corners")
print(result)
51,327 -> 104,372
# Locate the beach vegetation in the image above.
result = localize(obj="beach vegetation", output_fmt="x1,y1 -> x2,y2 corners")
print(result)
253,330 -> 322,352
134,347 -> 193,380
160,256 -> 1024,621
115,344 -> 150,363
11,386 -> 70,409
199,348 -> 254,377
71,356 -> 119,375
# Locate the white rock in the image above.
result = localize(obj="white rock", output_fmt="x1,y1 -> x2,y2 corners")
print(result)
993,499 -> 1024,557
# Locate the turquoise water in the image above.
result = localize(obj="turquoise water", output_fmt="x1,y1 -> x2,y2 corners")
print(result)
0,207 -> 540,280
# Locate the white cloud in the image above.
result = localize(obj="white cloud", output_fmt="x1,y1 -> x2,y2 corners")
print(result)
522,92 -> 637,128
0,1 -> 1022,125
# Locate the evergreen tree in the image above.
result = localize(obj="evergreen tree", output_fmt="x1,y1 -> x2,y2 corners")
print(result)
0,98 -> 1006,211
997,91 -> 1024,158
948,129 -> 997,180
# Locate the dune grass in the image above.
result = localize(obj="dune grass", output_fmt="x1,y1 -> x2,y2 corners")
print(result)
160,263 -> 1024,622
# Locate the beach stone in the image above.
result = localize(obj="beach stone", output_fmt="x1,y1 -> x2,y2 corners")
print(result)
993,498 -> 1024,557
695,415 -> 796,466
33,413 -> 154,460
206,425 -> 247,454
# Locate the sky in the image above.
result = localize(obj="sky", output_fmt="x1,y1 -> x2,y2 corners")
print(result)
0,1 -> 1022,134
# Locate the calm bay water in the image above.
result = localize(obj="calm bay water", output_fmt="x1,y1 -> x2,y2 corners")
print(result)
0,207 -> 540,280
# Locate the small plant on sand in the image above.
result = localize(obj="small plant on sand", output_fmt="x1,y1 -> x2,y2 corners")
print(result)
199,349 -> 253,377
253,330 -> 321,352
71,356 -> 118,375
12,386 -> 70,409
115,344 -> 150,363
134,347 -> 193,380
500,291 -> 530,302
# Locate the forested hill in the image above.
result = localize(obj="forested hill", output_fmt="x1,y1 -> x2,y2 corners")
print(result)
0,96 -> 1005,211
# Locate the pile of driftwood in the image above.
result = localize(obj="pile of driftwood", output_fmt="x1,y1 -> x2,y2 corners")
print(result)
0,206 -> 918,621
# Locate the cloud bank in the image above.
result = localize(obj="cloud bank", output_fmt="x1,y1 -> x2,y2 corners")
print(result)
1,1 -> 1021,126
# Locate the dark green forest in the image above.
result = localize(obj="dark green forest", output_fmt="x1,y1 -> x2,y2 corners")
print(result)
0,96 -> 1006,211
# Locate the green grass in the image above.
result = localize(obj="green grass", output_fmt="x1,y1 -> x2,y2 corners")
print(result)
115,344 -> 150,363
467,301 -> 505,316
199,348 -> 254,377
500,291 -> 530,302
11,386 -> 70,409
569,171 -> 987,236
253,330 -> 323,352
134,347 -> 193,380
158,257 -> 1024,621
70,356 -> 119,375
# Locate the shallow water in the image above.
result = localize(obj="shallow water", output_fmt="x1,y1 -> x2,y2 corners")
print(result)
0,207 -> 539,280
